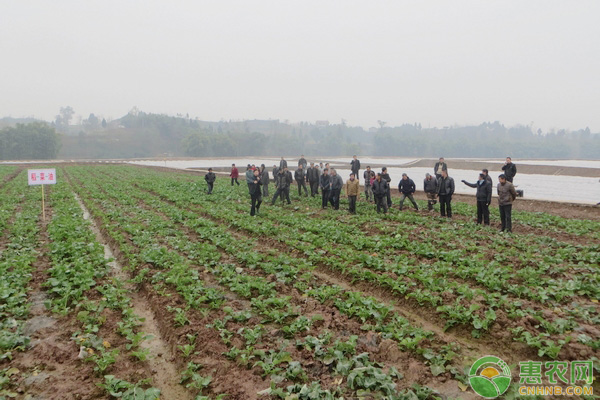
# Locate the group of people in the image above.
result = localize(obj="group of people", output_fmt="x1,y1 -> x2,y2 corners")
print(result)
206,156 -> 520,232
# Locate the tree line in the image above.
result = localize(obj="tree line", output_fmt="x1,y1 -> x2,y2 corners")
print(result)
1,112 -> 598,160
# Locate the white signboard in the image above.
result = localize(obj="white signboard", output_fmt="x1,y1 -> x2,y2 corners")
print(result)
28,168 -> 57,185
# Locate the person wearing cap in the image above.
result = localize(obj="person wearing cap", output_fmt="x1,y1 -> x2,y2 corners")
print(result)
319,168 -> 331,209
501,157 -> 517,183
363,166 -> 373,202
345,172 -> 360,214
497,174 -> 517,232
436,169 -> 455,218
260,164 -> 269,197
424,173 -> 438,211
372,173 -> 389,214
381,167 -> 392,208
398,173 -> 419,211
434,157 -> 447,180
295,164 -> 309,197
230,164 -> 240,186
204,168 -> 216,194
461,173 -> 492,225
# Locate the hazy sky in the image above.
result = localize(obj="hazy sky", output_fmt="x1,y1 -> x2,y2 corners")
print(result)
1,1 -> 599,131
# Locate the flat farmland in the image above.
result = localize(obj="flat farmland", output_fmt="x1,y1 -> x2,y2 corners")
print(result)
0,164 -> 598,399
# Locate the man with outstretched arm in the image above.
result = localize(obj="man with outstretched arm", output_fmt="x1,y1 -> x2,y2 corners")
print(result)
461,173 -> 492,225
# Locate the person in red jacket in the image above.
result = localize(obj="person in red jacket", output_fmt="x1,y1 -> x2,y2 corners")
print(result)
230,164 -> 240,186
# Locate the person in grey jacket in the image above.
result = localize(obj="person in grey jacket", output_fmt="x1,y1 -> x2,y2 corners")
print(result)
363,166 -> 373,202
260,164 -> 269,197
423,173 -> 438,211
436,170 -> 455,218
329,168 -> 344,210
462,173 -> 492,225
497,174 -> 517,232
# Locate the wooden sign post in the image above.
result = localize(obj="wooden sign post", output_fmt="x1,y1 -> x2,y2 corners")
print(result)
27,168 -> 57,220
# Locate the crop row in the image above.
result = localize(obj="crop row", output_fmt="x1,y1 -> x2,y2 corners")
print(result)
65,165 -> 459,398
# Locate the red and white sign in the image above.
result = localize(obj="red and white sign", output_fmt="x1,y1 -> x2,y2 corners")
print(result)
28,169 -> 57,185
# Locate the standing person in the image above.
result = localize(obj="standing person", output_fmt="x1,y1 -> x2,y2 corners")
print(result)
423,173 -> 438,211
245,164 -> 254,186
319,168 -> 331,209
298,155 -> 308,170
230,164 -> 240,186
482,169 -> 493,185
363,166 -> 373,202
433,157 -> 447,180
345,173 -> 360,214
307,162 -> 320,197
398,173 -> 419,211
260,164 -> 269,197
461,173 -> 492,225
350,155 -> 361,181
272,164 -> 279,181
501,157 -> 517,183
284,167 -> 293,202
329,169 -> 344,210
204,168 -> 216,194
381,167 -> 392,208
279,157 -> 288,170
248,168 -> 263,216
271,168 -> 292,205
295,164 -> 309,196
436,170 -> 455,218
497,174 -> 517,232
372,173 -> 389,214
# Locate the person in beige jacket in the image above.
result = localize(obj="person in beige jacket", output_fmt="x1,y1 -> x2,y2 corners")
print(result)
345,173 -> 360,214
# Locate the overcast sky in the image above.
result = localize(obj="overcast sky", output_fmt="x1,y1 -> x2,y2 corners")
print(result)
1,1 -> 599,131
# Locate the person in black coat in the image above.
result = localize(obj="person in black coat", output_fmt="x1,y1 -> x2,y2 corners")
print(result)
381,167 -> 392,207
319,168 -> 331,209
204,168 -> 216,194
462,173 -> 492,225
501,157 -> 517,183
436,170 -> 455,218
350,155 -> 361,181
307,163 -> 320,197
248,169 -> 263,216
398,173 -> 418,211
423,173 -> 438,211
372,173 -> 389,214
279,157 -> 288,170
260,164 -> 270,197
271,168 -> 292,205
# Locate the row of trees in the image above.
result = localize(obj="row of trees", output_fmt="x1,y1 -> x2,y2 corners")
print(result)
1,111 -> 598,159
0,123 -> 60,160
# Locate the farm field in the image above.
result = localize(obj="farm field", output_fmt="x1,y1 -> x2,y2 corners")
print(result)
0,164 -> 598,400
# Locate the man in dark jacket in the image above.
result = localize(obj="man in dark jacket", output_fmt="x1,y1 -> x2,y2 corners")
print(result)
204,168 -> 216,194
433,157 -> 447,180
248,168 -> 262,216
279,157 -> 288,170
350,155 -> 361,181
319,168 -> 331,209
329,169 -> 344,210
462,173 -> 492,225
307,163 -> 320,197
295,165 -> 309,196
398,173 -> 419,211
501,157 -> 517,183
298,155 -> 307,170
260,164 -> 269,197
436,170 -> 454,218
271,168 -> 292,205
372,173 -> 389,214
497,174 -> 517,232
381,167 -> 392,207
423,173 -> 438,211
482,169 -> 493,186
363,166 -> 373,202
